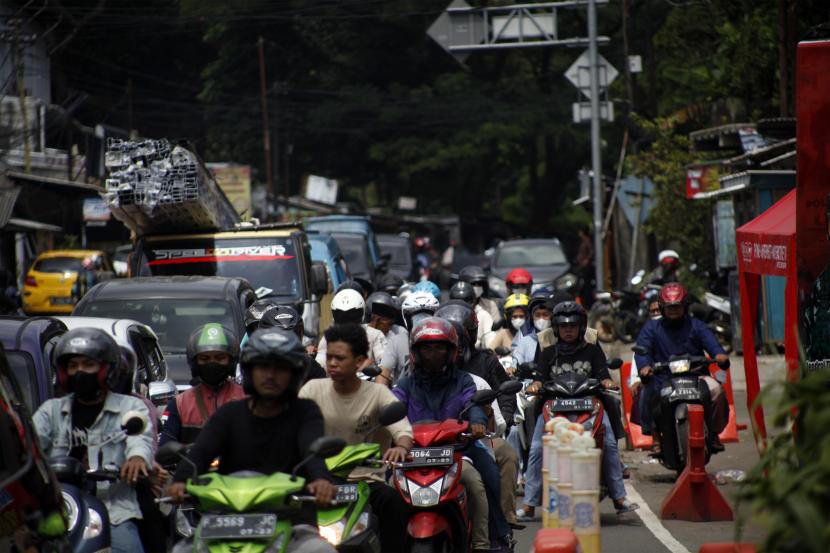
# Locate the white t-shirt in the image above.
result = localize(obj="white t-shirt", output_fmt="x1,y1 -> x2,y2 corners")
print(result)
379,325 -> 410,382
474,304 -> 494,350
315,324 -> 388,367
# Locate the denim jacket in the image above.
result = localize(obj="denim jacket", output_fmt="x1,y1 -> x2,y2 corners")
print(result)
33,392 -> 155,525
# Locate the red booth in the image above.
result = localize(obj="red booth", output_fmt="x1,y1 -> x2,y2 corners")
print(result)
735,188 -> 797,452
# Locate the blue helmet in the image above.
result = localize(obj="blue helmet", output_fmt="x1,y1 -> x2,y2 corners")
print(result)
412,280 -> 440,300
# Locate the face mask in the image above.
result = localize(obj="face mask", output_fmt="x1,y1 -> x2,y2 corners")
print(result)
511,318 -> 526,331
199,363 -> 231,387
70,372 -> 103,401
534,318 -> 551,332
473,285 -> 484,299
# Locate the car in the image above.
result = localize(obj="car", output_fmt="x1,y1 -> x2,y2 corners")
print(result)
22,249 -> 114,315
128,224 -> 328,340
308,233 -> 351,332
377,233 -> 416,281
487,238 -> 570,298
0,316 -> 67,411
72,276 -> 257,389
304,215 -> 388,282
329,231 -> 377,285
57,316 -> 174,409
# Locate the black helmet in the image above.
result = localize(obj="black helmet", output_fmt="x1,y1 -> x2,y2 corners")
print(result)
259,305 -> 304,339
366,291 -> 399,320
529,289 -> 554,314
54,328 -> 121,393
240,328 -> 308,396
435,301 -> 478,345
459,265 -> 487,286
376,273 -> 404,296
110,344 -> 138,395
186,324 -> 240,379
336,279 -> 365,296
245,299 -> 281,334
551,301 -> 587,339
449,281 -> 476,305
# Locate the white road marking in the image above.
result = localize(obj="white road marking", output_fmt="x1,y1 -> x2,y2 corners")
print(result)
625,482 -> 691,553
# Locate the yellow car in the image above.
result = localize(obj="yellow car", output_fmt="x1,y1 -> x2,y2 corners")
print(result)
22,250 -> 112,315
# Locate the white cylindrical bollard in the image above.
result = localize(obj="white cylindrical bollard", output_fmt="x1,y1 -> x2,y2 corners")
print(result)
556,444 -> 574,528
572,490 -> 601,553
571,449 -> 601,492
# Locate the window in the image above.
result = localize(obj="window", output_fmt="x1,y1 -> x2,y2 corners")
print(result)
494,243 -> 567,268
33,257 -> 82,274
5,352 -> 37,413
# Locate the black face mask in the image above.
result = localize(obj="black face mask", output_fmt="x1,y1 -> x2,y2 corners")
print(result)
70,372 -> 103,401
199,363 -> 231,387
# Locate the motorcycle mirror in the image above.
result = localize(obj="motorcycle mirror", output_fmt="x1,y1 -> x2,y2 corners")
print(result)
309,437 -> 347,459
471,389 -> 498,406
362,366 -> 382,379
494,346 -> 511,357
121,411 -> 147,436
498,380 -> 523,396
631,345 -> 648,356
607,358 -> 623,370
378,402 -> 408,427
155,441 -> 186,465
517,362 -> 538,379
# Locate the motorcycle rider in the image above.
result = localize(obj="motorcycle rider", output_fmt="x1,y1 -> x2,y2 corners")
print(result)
299,323 -> 413,552
518,302 -> 638,520
159,323 -> 246,447
488,293 -> 531,352
412,279 -> 441,300
513,291 -> 554,366
459,265 -> 502,327
634,282 -> 729,451
369,291 -> 410,383
392,317 -> 513,553
33,328 -> 155,553
259,305 -> 327,381
505,268 -> 533,298
376,272 -> 405,297
168,328 -> 338,553
535,291 -> 599,355
648,250 -> 681,286
451,280 -> 495,348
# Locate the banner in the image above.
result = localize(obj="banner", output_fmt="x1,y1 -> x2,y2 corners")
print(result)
208,164 -> 252,217
685,162 -> 721,198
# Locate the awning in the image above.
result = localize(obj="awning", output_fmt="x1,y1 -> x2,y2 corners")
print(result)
4,217 -> 63,233
736,188 -> 795,276
691,170 -> 795,200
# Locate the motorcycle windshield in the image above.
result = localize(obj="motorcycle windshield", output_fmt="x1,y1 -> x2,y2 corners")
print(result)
187,472 -> 305,512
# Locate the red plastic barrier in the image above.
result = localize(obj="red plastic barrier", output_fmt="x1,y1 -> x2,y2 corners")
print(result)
699,544 -> 758,553
620,362 -> 653,450
532,529 -> 580,552
660,405 -> 734,522
709,364 -> 740,443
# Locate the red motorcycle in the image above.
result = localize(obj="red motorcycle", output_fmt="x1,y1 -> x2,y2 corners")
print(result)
393,382 -> 521,552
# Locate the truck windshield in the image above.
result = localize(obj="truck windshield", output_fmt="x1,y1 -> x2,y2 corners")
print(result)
332,234 -> 372,279
137,236 -> 303,300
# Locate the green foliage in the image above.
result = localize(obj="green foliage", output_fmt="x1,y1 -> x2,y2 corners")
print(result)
737,368 -> 830,552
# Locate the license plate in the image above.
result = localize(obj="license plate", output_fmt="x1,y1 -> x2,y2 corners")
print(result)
199,513 -> 277,540
671,387 -> 701,400
50,296 -> 74,305
406,447 -> 453,467
335,484 -> 358,503
551,398 -> 594,412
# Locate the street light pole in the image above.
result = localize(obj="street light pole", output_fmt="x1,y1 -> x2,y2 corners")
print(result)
587,0 -> 604,290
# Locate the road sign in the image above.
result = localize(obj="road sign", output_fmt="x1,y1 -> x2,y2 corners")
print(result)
572,101 -> 614,123
565,50 -> 618,101
426,0 -> 484,64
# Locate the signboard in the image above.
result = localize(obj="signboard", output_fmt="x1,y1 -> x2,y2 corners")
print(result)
83,197 -> 111,225
305,175 -> 338,205
426,0 -> 482,64
565,50 -> 618,101
398,196 -> 417,211
208,164 -> 252,217
685,162 -> 721,199
572,102 -> 614,123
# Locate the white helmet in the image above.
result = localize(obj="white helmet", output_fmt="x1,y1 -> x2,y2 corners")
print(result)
658,249 -> 680,263
401,291 -> 440,329
331,289 -> 365,323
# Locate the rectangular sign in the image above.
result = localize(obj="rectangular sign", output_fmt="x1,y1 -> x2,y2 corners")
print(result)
305,175 -> 338,205
207,163 -> 252,217
83,197 -> 111,222
685,162 -> 721,199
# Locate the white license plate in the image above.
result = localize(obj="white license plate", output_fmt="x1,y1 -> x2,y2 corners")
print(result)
199,513 -> 276,539
50,296 -> 74,305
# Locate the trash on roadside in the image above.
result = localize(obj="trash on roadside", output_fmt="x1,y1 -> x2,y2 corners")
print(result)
714,469 -> 746,485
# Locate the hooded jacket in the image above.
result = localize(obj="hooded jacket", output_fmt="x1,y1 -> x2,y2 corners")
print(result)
393,365 -> 487,426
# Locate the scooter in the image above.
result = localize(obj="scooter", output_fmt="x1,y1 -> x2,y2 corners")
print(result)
317,401 -> 408,552
632,346 -> 729,472
392,381 -> 522,552
51,411 -> 148,553
156,436 -> 347,553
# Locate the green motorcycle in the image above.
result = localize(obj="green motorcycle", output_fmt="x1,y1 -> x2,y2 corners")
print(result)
317,402 -> 409,553
157,436 -> 346,553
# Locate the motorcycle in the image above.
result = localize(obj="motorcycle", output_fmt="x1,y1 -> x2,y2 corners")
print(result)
632,346 -> 729,472
50,411 -> 148,553
392,381 -> 522,552
318,401 -> 408,552
156,436 -> 347,553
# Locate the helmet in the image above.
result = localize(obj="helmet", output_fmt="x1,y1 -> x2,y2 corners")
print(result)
331,289 -> 366,324
54,328 -> 121,393
401,291 -> 440,329
449,281 -> 475,305
111,344 -> 138,395
506,268 -> 533,294
551,301 -> 587,339
245,299 -> 281,333
503,293 -> 530,319
336,280 -> 365,296
377,273 -> 404,296
240,328 -> 308,396
529,290 -> 553,314
409,316 -> 458,367
259,305 -> 304,339
412,280 -> 440,299
658,282 -> 689,313
366,291 -> 399,320
186,323 -> 240,379
658,249 -> 680,268
435,301 -> 478,345
458,265 -> 487,285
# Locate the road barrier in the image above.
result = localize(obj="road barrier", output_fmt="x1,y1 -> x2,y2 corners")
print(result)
531,528 -> 581,552
620,361 -> 653,449
709,364 -> 741,443
660,405 -> 734,522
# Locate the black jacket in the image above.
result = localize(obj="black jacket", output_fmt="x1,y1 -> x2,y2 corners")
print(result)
463,349 -> 517,425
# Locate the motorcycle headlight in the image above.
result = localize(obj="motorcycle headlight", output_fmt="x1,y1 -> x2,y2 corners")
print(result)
175,508 -> 194,538
441,461 -> 460,495
555,273 -> 577,291
319,519 -> 346,546
82,507 -> 104,540
488,275 -> 506,296
61,491 -> 79,533
409,479 -> 443,507
394,468 -> 409,498
669,360 -> 690,374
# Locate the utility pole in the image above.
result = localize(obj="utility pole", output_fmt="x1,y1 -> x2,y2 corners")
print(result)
587,0 -> 604,290
257,36 -> 274,196
13,19 -> 30,172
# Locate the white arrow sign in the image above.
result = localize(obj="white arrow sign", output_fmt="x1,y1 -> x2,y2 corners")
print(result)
565,50 -> 618,101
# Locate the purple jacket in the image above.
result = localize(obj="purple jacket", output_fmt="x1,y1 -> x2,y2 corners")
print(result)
392,366 -> 487,426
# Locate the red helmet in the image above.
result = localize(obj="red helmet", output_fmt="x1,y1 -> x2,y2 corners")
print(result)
658,282 -> 689,310
409,316 -> 458,367
506,268 -> 533,287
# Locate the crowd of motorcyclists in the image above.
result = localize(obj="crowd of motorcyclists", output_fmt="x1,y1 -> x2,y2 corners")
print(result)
23,251 -> 733,553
